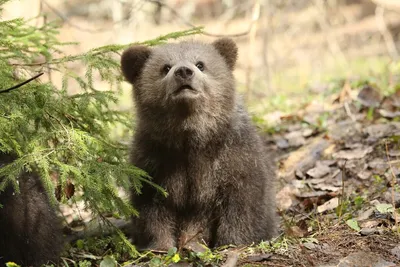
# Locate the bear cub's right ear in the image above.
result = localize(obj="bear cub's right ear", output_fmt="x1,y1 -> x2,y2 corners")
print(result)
121,46 -> 152,85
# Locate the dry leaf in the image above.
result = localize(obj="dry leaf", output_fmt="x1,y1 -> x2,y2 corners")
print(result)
317,197 -> 339,213
306,162 -> 331,178
357,85 -> 382,107
276,185 -> 300,210
333,146 -> 373,160
363,123 -> 400,139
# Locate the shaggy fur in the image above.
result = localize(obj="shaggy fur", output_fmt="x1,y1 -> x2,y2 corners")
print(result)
0,153 -> 64,266
121,38 -> 277,250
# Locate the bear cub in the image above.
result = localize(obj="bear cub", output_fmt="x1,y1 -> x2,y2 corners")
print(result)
121,38 -> 276,250
0,153 -> 64,266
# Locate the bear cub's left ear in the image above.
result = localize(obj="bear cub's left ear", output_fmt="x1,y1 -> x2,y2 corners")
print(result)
212,38 -> 238,70
121,45 -> 152,85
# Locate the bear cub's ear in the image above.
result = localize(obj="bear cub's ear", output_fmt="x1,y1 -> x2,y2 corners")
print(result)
212,38 -> 238,70
121,45 -> 152,85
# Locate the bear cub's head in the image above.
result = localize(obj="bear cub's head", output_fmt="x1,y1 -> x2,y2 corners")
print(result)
121,38 -> 238,115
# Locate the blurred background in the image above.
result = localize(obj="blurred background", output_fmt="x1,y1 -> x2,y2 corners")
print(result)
3,0 -> 400,115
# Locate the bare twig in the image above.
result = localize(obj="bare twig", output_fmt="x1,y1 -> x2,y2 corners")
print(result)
261,1 -> 272,92
147,0 -> 257,38
0,73 -> 44,94
245,0 -> 261,103
344,102 -> 357,122
313,0 -> 348,66
385,140 -> 398,225
41,0 -> 145,33
375,5 -> 399,60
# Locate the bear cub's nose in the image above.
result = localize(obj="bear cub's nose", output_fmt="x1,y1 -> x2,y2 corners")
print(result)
174,66 -> 194,80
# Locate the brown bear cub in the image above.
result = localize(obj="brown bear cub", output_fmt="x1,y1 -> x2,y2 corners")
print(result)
0,153 -> 64,266
121,38 -> 277,250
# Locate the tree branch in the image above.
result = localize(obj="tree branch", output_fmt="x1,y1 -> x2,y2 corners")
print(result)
0,73 -> 44,94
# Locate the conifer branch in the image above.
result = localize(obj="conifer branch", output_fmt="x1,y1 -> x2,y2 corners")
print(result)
0,72 -> 43,94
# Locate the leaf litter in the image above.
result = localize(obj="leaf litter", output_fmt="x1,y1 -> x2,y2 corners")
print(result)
268,83 -> 400,267
61,83 -> 400,266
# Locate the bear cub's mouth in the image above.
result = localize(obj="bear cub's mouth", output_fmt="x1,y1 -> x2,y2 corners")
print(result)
174,85 -> 198,95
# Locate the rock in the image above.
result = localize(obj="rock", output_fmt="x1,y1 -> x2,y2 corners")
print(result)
360,227 -> 377,236
337,251 -> 396,267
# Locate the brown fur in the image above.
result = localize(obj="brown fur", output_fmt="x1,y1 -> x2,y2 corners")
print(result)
0,153 -> 64,266
121,38 -> 277,250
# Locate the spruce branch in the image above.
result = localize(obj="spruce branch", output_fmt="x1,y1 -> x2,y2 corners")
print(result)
0,72 -> 43,93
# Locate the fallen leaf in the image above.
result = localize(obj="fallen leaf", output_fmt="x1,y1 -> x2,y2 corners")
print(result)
303,242 -> 318,250
357,207 -> 375,221
275,137 -> 289,149
279,137 -> 331,180
360,220 -> 380,228
389,149 -> 400,157
296,191 -> 331,199
292,179 -> 306,189
306,162 -> 331,178
346,219 -> 360,231
276,185 -> 300,210
357,170 -> 372,180
378,109 -> 400,118
363,123 -> 400,139
389,89 -> 400,107
384,191 -> 400,208
368,159 -> 388,174
306,177 -> 328,184
312,184 -> 341,192
99,256 -> 118,267
360,227 -> 377,236
302,128 -> 314,137
337,251 -> 396,267
286,225 -> 306,238
375,203 -> 394,214
221,251 -> 239,267
285,131 -> 306,147
317,197 -> 339,213
333,146 -> 373,160
245,253 -> 272,262
390,245 -> 400,260
357,85 -> 382,107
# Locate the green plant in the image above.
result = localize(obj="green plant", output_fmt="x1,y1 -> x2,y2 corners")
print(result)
0,0 -> 203,258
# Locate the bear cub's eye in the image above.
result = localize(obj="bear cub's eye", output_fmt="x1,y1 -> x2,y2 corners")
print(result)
162,64 -> 171,75
196,62 -> 204,71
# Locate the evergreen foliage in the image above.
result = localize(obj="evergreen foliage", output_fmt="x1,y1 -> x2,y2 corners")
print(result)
0,0 -> 202,252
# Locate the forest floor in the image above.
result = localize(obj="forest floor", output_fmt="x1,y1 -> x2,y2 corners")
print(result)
60,78 -> 400,267
6,1 -> 398,266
